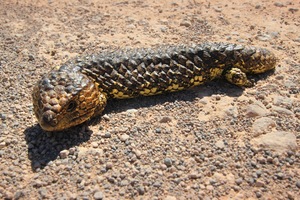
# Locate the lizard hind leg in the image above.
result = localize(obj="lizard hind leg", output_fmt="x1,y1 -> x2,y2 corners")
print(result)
224,67 -> 253,87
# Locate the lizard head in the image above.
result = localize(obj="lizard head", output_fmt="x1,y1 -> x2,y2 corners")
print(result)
32,66 -> 107,131
233,46 -> 277,74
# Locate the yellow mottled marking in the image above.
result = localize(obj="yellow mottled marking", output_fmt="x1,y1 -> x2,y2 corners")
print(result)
114,92 -> 130,98
167,86 -> 173,91
151,87 -> 157,93
190,78 -> 194,83
195,76 -> 203,82
172,84 -> 179,89
144,89 -> 151,94
80,102 -> 87,109
140,88 -> 150,95
210,68 -> 223,78
193,81 -> 201,86
117,91 -> 124,96
112,89 -> 118,94
79,95 -> 85,102
140,89 -> 163,96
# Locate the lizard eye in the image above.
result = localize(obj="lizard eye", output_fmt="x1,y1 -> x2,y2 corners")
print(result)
67,101 -> 77,112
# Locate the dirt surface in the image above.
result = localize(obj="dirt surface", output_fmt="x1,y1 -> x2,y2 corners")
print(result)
0,0 -> 299,199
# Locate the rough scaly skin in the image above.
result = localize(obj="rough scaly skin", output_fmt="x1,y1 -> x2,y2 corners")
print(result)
32,42 -> 277,131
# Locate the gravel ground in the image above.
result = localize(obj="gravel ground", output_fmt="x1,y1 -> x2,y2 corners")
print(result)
0,0 -> 299,199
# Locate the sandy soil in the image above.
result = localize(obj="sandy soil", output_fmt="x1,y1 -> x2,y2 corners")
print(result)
0,0 -> 299,199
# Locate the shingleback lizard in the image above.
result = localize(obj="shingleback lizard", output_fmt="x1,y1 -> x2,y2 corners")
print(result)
32,42 -> 276,131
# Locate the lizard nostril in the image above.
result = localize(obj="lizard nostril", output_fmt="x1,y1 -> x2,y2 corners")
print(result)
42,111 -> 57,127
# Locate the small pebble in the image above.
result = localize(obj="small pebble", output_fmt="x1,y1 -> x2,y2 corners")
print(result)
59,150 -> 69,159
180,20 -> 191,27
232,185 -> 240,191
14,191 -> 25,199
235,178 -> 243,185
0,113 -> 7,120
69,147 -> 76,155
91,142 -> 98,148
276,172 -> 284,180
256,170 -> 262,177
274,2 -> 285,7
256,191 -> 262,198
215,95 -> 221,101
255,4 -> 261,9
137,186 -> 145,195
28,54 -> 35,61
103,132 -> 111,138
214,7 -> 222,12
120,180 -> 129,186
206,185 -> 214,191
257,156 -> 266,164
267,156 -> 273,163
256,34 -> 272,41
188,172 -> 198,180
164,158 -> 172,167
245,103 -> 268,117
102,114 -> 110,121
0,142 -> 6,149
126,24 -> 136,29
126,109 -> 137,113
288,8 -> 299,13
93,191 -> 104,200
159,116 -> 172,123
120,134 -> 129,142
153,181 -> 162,188
38,188 -> 48,198
255,180 -> 265,187
155,128 -> 161,133
215,140 -> 225,149
247,178 -> 255,185
106,162 -> 113,170
133,149 -> 142,158
160,27 -> 168,32
273,157 -> 280,166
296,180 -> 300,188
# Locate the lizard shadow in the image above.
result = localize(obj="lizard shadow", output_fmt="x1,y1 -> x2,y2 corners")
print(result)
24,124 -> 93,171
24,70 -> 274,171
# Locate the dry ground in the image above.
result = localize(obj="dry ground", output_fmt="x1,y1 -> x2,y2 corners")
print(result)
0,0 -> 299,199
